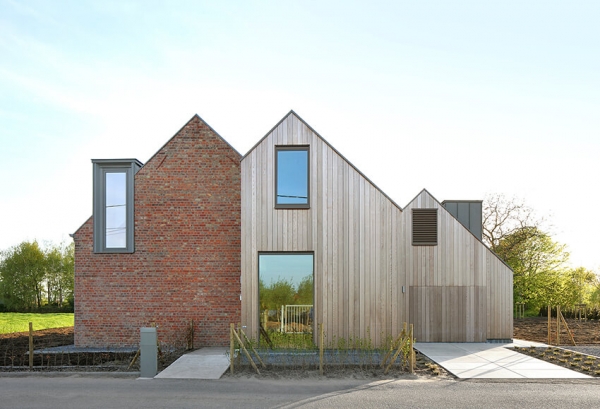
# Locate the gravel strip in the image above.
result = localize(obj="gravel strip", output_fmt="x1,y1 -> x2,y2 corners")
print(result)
558,346 -> 600,358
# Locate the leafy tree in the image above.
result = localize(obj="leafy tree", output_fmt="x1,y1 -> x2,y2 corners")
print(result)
45,242 -> 74,306
483,193 -> 546,254
0,241 -> 46,310
294,275 -> 313,305
561,267 -> 598,306
259,277 -> 295,311
495,227 -> 568,310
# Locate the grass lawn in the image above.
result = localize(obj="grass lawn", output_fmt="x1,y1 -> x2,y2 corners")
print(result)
0,313 -> 74,334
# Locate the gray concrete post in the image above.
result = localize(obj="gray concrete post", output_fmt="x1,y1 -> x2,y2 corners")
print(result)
140,327 -> 158,378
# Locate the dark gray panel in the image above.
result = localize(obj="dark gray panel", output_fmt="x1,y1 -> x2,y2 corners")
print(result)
470,202 -> 482,240
457,202 -> 470,229
444,202 -> 458,218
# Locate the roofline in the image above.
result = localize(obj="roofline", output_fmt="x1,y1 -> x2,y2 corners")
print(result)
406,189 -> 513,272
441,200 -> 483,204
242,110 -> 404,211
143,114 -> 242,169
74,114 -> 242,237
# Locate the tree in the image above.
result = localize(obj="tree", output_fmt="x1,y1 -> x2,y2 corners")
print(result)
0,241 -> 46,310
482,195 -> 599,311
482,193 -> 547,253
294,275 -> 313,305
45,242 -> 74,306
496,227 -> 569,310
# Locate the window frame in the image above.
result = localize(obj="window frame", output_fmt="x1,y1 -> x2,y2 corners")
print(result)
92,159 -> 141,253
274,145 -> 310,209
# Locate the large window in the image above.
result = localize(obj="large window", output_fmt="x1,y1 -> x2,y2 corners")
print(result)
92,159 -> 142,253
275,146 -> 309,208
259,253 -> 314,340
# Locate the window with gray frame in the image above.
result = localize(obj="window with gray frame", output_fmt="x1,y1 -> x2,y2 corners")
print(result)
92,159 -> 142,253
275,146 -> 309,208
412,208 -> 438,246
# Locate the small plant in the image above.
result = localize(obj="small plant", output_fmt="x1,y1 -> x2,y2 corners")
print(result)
582,366 -> 591,371
575,353 -> 582,357
559,358 -> 567,363
573,357 -> 582,362
570,362 -> 579,368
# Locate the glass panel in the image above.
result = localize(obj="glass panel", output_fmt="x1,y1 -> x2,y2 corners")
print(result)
105,172 -> 127,248
277,149 -> 308,205
259,254 -> 314,347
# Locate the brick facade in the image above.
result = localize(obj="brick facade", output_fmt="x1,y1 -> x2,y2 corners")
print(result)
74,115 -> 241,348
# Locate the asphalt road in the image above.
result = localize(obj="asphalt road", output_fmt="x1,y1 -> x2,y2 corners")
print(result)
1,374 -> 599,409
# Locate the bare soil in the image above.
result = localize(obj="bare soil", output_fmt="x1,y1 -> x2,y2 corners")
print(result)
514,317 -> 600,344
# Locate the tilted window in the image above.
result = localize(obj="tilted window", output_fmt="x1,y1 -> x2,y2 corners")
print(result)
275,146 -> 309,209
412,208 -> 438,246
92,159 -> 142,253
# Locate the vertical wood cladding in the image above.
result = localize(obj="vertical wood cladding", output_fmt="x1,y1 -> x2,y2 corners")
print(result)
242,112 -> 512,344
74,116 -> 241,348
242,113 -> 407,346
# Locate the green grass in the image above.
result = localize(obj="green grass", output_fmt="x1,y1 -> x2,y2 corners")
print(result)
0,313 -> 74,334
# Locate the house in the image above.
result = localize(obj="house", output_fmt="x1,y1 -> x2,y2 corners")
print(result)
73,111 -> 512,348
73,116 -> 241,347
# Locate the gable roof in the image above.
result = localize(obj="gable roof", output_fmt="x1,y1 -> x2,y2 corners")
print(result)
242,110 -> 403,211
405,188 -> 512,270
72,114 -> 241,237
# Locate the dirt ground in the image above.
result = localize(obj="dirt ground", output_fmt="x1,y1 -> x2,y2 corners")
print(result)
514,317 -> 600,344
0,326 -> 74,350
2,318 -> 597,374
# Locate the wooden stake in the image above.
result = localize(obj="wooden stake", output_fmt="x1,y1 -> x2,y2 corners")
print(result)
229,323 -> 235,374
231,328 -> 260,374
547,305 -> 551,345
319,323 -> 324,376
557,305 -> 561,345
127,349 -> 140,370
559,311 -> 576,346
29,322 -> 33,370
240,328 -> 266,368
381,324 -> 406,368
409,324 -> 414,374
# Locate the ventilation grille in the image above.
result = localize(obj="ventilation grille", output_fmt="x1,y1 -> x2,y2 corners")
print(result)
412,209 -> 438,245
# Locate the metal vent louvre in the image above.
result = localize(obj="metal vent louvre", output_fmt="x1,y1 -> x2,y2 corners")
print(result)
412,209 -> 438,245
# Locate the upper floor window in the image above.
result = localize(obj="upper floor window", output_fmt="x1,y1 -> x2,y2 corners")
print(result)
92,159 -> 142,253
275,146 -> 309,209
412,208 -> 438,246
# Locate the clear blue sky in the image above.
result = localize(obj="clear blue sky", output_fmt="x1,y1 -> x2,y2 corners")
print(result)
1,1 -> 598,270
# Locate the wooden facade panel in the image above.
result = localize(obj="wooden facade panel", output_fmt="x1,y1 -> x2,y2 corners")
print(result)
241,114 -> 406,345
241,114 -> 511,344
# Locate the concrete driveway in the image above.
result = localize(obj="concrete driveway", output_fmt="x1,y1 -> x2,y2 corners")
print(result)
415,339 -> 591,379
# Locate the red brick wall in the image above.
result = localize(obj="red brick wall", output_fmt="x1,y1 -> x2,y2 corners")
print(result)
74,116 -> 241,348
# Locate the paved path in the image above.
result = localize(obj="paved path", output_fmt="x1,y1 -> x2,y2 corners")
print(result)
415,339 -> 591,379
154,347 -> 229,379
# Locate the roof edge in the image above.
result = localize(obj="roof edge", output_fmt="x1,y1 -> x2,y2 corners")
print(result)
242,110 -> 404,212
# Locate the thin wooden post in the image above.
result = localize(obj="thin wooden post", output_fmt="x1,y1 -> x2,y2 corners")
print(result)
409,324 -> 414,374
319,323 -> 324,376
559,311 -> 577,346
29,322 -> 33,370
557,305 -> 561,346
189,319 -> 194,350
229,323 -> 235,374
231,328 -> 260,374
240,328 -> 266,368
547,305 -> 551,345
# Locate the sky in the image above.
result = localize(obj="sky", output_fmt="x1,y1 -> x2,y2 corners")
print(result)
0,1 -> 598,270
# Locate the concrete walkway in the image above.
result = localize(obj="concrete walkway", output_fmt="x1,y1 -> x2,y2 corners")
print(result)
415,339 -> 591,379
154,347 -> 229,380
